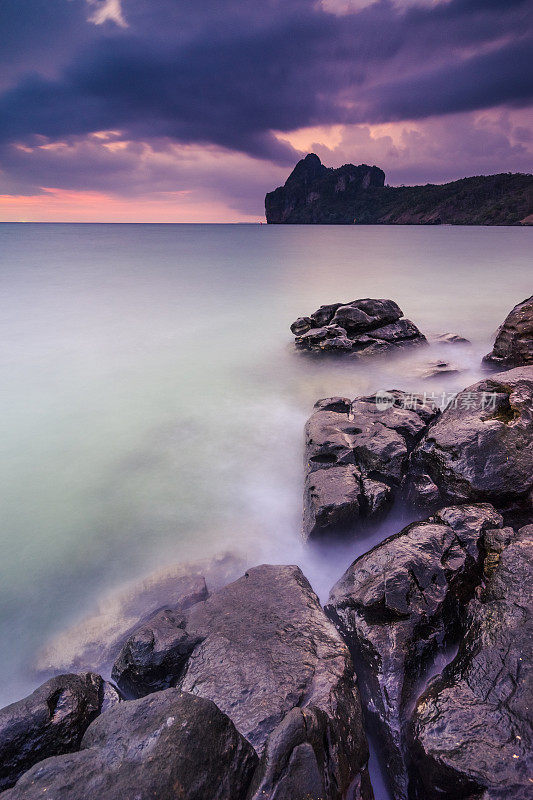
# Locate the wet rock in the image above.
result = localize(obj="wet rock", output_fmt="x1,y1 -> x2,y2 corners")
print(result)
0,672 -> 119,792
304,390 -> 438,540
36,552 -> 245,675
112,608 -> 203,697
326,504 -> 504,800
310,302 -> 344,327
290,316 -> 313,335
483,295 -> 533,367
3,689 -> 258,800
406,366 -> 533,516
291,298 -> 426,355
247,705 -> 373,800
409,524 -> 533,800
112,564 -> 371,800
295,324 -> 353,352
433,332 -> 470,345
418,360 -> 462,379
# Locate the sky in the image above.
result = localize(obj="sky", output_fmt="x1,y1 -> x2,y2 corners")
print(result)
0,0 -> 532,221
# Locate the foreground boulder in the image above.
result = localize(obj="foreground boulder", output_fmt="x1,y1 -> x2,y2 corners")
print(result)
483,295 -> 533,367
326,504 -> 503,800
290,298 -> 426,356
304,393 -> 438,540
0,673 -> 119,791
112,564 -> 372,800
3,690 -> 258,800
406,366 -> 533,517
409,524 -> 533,800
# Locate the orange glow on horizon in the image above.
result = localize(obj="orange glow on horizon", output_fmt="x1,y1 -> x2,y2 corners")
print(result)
0,187 -> 262,223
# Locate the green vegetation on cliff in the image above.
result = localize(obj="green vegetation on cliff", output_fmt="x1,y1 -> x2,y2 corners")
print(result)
265,154 -> 533,225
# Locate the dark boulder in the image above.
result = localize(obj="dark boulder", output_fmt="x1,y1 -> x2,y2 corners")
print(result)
326,504 -> 503,800
2,690 -> 258,800
406,366 -> 533,516
112,564 -> 372,800
0,673 -> 119,792
483,295 -> 533,367
409,524 -> 533,800
112,608 -> 203,697
290,298 -> 426,356
304,391 -> 438,540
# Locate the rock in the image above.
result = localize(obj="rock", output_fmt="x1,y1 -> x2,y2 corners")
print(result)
418,360 -> 462,379
292,298 -> 426,356
112,608 -> 203,697
406,366 -> 533,517
112,564 -> 371,800
483,295 -> 533,367
433,332 -> 471,345
265,155 -> 533,225
326,504 -> 504,800
304,390 -> 439,540
409,524 -> 533,800
290,316 -> 313,335
310,302 -> 344,327
0,672 -> 119,792
295,324 -> 352,352
2,689 -> 258,800
36,552 -> 245,675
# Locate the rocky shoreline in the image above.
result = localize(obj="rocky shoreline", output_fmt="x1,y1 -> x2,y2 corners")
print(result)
1,296 -> 531,800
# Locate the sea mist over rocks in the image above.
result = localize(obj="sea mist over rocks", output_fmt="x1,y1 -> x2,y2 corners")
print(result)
1,222 -> 532,714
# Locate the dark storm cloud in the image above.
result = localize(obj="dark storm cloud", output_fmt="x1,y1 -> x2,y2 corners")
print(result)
0,0 -> 531,191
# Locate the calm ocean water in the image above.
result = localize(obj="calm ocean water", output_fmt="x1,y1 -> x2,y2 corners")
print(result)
1,223 -> 531,716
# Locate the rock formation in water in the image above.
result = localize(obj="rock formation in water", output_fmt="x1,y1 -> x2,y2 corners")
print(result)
112,564 -> 372,800
2,316 -> 533,800
2,690 -> 259,800
0,673 -> 120,791
290,298 -> 426,356
405,366 -> 533,520
304,392 -> 438,540
409,523 -> 533,800
326,504 -> 504,800
483,295 -> 533,368
265,154 -> 533,225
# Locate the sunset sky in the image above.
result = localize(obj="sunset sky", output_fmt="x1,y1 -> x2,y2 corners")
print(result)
1,0 -> 532,221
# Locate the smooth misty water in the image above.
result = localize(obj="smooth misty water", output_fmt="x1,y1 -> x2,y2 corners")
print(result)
1,222 -> 531,796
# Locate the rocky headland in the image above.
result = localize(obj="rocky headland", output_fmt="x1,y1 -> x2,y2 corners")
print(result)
265,154 -> 533,225
1,296 -> 531,800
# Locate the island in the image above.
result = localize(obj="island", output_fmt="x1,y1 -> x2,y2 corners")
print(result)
265,153 -> 533,225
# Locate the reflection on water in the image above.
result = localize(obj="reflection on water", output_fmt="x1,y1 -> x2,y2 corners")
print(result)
0,224 -> 531,729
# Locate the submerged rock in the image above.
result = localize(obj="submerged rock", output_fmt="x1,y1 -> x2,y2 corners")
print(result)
3,690 -> 258,800
406,366 -> 533,517
326,504 -> 503,800
483,295 -> 533,368
409,524 -> 533,800
304,391 -> 438,540
418,360 -> 463,379
433,332 -> 471,345
290,298 -> 426,356
112,564 -> 372,800
0,672 -> 119,792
